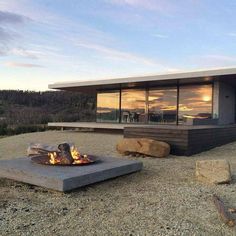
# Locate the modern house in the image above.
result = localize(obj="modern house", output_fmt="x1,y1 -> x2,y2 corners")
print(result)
48,67 -> 236,156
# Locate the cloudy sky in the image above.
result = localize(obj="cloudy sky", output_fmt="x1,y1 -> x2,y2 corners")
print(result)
0,0 -> 236,91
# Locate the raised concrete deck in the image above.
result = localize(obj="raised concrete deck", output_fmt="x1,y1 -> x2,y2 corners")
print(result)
48,122 -> 167,130
48,122 -> 128,130
48,122 -> 229,130
0,156 -> 143,192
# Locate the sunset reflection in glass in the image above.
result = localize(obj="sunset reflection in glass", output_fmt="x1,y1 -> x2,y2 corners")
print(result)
148,87 -> 177,124
178,84 -> 212,123
97,91 -> 120,122
96,84 -> 213,125
121,89 -> 147,123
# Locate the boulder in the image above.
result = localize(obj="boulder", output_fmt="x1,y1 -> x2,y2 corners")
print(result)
196,159 -> 231,184
116,138 -> 170,158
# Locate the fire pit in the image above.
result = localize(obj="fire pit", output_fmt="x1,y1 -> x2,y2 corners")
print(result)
29,142 -> 97,166
31,154 -> 97,166
0,142 -> 143,191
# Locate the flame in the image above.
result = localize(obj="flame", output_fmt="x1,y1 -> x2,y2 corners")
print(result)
48,152 -> 60,164
48,145 -> 91,165
73,154 -> 89,164
70,145 -> 81,160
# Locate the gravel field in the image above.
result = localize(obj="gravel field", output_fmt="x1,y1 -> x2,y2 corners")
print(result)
0,131 -> 236,236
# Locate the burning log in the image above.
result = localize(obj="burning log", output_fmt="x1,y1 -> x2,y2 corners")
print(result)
212,194 -> 236,227
57,143 -> 74,165
47,143 -> 89,165
27,143 -> 58,156
28,142 -> 94,165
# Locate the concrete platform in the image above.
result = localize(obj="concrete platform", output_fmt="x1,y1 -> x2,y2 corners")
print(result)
0,157 -> 142,192
48,121 -> 231,131
48,121 -> 148,130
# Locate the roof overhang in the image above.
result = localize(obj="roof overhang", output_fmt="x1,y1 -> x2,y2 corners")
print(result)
48,67 -> 236,92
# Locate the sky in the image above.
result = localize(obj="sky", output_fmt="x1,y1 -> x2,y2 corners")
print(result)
0,0 -> 236,91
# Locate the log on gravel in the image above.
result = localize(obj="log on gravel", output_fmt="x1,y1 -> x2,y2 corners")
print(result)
212,194 -> 236,227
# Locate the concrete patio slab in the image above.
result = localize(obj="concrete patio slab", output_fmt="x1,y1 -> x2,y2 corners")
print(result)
0,156 -> 142,192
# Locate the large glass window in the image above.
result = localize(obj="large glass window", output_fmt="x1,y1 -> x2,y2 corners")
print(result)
121,89 -> 147,123
148,87 -> 177,124
96,91 -> 120,123
96,84 -> 213,125
178,84 -> 212,123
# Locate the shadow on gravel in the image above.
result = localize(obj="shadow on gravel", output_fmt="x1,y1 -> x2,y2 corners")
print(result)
230,174 -> 236,184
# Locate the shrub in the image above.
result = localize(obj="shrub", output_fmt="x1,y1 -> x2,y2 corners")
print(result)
0,123 -> 7,135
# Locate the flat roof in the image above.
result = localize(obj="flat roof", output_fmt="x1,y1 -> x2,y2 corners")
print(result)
48,67 -> 236,90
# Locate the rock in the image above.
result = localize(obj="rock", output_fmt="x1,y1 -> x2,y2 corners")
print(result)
116,138 -> 170,158
196,159 -> 231,184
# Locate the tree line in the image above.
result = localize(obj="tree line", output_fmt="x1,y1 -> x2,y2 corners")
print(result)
0,90 -> 96,135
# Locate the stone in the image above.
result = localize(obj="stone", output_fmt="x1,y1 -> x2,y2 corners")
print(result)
116,138 -> 170,158
196,159 -> 231,184
0,157 -> 143,192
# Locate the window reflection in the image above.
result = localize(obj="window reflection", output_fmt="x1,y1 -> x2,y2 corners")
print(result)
148,87 -> 177,124
178,84 -> 212,123
96,91 -> 120,123
96,84 -> 213,125
121,89 -> 147,123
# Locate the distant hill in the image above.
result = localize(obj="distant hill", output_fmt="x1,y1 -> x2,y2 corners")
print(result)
0,90 -> 96,134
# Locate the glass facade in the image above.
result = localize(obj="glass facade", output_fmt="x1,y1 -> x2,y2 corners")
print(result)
121,89 -> 147,123
96,83 -> 213,125
148,87 -> 177,124
96,91 -> 120,122
178,84 -> 212,123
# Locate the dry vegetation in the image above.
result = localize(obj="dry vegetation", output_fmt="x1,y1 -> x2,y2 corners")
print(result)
0,131 -> 236,236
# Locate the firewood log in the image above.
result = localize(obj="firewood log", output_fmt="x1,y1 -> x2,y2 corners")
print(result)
212,194 -> 236,227
57,143 -> 74,164
27,143 -> 58,156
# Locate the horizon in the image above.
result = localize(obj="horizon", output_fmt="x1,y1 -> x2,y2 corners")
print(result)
1,0 -> 236,91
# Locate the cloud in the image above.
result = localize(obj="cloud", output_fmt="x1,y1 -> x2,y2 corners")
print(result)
153,33 -> 168,38
4,61 -> 44,68
105,0 -> 175,14
9,48 -> 43,59
76,42 -> 165,67
228,32 -> 236,37
0,0 -> 49,23
191,54 -> 236,68
0,27 -> 14,41
0,10 -> 28,24
0,27 -> 14,56
0,10 -> 32,58
0,49 -> 6,55
201,54 -> 236,63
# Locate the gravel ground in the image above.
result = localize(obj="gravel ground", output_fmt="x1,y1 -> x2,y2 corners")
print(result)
0,131 -> 236,236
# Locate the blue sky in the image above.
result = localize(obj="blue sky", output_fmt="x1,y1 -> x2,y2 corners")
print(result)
0,0 -> 236,91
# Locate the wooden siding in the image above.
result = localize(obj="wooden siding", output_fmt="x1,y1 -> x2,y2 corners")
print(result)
124,127 -> 189,155
124,125 -> 236,156
187,126 -> 236,155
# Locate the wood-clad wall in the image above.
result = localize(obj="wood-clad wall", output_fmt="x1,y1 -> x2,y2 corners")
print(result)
124,126 -> 236,156
187,127 -> 236,155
